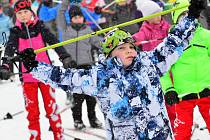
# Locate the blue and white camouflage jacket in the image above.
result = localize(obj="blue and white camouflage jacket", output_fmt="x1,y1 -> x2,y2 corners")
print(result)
31,17 -> 197,140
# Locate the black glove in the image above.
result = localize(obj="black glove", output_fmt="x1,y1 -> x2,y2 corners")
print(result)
59,54 -> 77,69
94,6 -> 103,14
69,60 -> 77,68
0,65 -> 11,80
165,90 -> 179,106
188,0 -> 207,19
19,48 -> 38,72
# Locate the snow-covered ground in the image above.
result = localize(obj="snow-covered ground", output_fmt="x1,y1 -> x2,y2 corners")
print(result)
0,79 -> 106,140
0,50 -> 209,140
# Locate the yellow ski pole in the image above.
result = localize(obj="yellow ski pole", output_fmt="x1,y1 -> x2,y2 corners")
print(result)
34,4 -> 189,54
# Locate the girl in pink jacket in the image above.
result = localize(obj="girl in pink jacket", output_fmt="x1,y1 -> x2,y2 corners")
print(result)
133,0 -> 171,51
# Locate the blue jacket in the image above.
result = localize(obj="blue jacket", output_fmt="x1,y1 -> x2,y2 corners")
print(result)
0,14 -> 13,45
31,17 -> 197,140
38,4 -> 60,22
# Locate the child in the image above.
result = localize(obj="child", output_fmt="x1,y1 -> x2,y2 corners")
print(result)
57,2 -> 102,129
17,0 -> 204,139
133,0 -> 171,51
0,3 -> 13,60
110,0 -> 139,34
161,0 -> 210,138
0,0 -> 72,139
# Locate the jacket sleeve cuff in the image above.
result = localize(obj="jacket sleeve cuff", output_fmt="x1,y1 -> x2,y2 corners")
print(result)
165,87 -> 176,93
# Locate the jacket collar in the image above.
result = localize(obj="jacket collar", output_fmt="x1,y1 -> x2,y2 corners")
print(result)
98,52 -> 140,73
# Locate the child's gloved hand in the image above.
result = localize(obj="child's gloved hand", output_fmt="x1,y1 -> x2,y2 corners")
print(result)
94,6 -> 103,14
188,0 -> 207,19
19,48 -> 38,72
59,54 -> 77,69
165,90 -> 179,106
0,65 -> 11,80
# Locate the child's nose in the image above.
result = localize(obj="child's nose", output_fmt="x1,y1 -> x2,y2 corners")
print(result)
127,49 -> 132,54
128,47 -> 134,52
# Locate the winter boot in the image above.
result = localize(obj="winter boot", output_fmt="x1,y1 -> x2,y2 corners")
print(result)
89,118 -> 102,128
74,120 -> 86,130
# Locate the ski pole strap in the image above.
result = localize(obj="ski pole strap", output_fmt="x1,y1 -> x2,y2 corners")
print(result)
34,4 -> 189,54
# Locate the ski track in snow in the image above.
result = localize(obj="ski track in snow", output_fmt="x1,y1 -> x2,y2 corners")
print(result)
0,50 -> 209,140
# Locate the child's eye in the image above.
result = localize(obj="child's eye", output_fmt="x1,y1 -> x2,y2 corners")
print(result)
130,46 -> 135,49
17,11 -> 22,15
118,46 -> 124,50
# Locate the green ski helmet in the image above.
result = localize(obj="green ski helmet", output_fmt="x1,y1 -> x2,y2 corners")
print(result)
101,28 -> 135,56
171,0 -> 190,24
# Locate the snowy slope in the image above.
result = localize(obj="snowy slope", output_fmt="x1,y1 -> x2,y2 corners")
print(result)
0,78 -> 209,140
0,79 -> 106,140
0,50 -> 209,140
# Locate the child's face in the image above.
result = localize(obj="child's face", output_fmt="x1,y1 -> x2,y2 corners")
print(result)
111,43 -> 137,68
71,16 -> 84,24
16,9 -> 33,23
147,16 -> 161,24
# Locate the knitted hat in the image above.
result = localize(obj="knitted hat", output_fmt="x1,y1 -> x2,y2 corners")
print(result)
136,0 -> 163,17
69,5 -> 84,20
14,0 -> 32,13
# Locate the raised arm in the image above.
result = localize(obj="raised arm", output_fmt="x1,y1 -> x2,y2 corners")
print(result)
57,0 -> 69,31
145,0 -> 206,76
31,62 -> 98,96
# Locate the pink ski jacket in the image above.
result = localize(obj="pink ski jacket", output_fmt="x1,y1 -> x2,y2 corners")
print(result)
3,17 -> 67,82
133,19 -> 171,51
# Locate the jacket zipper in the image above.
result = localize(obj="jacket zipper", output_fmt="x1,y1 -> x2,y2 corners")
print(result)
24,23 -> 33,48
